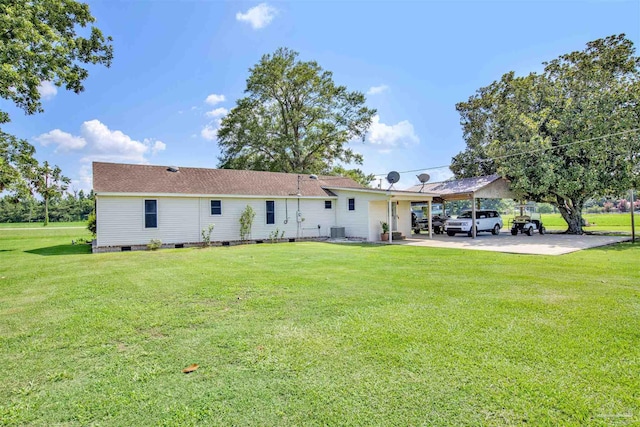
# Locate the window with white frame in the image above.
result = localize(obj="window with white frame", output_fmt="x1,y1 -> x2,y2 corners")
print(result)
325,200 -> 332,209
211,200 -> 222,215
266,200 -> 275,224
144,199 -> 157,228
348,198 -> 355,211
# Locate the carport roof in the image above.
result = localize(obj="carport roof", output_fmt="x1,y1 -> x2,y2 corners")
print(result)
406,174 -> 516,202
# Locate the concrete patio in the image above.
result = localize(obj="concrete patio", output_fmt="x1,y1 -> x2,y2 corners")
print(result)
392,231 -> 632,255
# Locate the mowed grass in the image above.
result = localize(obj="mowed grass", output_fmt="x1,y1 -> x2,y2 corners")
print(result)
503,213 -> 640,234
1,227 -> 638,426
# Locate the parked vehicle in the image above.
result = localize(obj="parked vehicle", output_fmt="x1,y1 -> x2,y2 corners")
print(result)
413,212 -> 448,234
509,205 -> 545,236
444,210 -> 503,237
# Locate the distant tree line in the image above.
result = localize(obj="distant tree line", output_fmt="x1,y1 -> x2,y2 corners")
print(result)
0,190 -> 94,223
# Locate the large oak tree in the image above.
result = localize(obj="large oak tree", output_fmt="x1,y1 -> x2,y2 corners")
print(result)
452,34 -> 640,233
217,48 -> 376,176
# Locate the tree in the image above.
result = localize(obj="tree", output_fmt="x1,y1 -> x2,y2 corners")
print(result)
217,47 -> 376,175
327,165 -> 375,187
0,130 -> 37,194
0,0 -> 113,191
452,34 -> 640,234
29,161 -> 71,225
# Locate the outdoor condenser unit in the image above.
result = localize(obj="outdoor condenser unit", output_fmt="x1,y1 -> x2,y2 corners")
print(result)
330,226 -> 345,238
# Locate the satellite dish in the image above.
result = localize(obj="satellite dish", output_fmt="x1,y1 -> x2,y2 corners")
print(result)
386,171 -> 400,184
417,173 -> 430,183
167,166 -> 179,173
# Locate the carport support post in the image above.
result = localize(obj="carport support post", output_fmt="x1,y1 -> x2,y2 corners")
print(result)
471,194 -> 477,239
428,200 -> 433,239
388,199 -> 393,243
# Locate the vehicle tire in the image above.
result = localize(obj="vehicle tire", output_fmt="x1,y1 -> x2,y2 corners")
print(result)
526,226 -> 534,236
467,227 -> 475,237
540,226 -> 545,235
447,231 -> 455,237
492,224 -> 501,235
414,228 -> 421,234
511,228 -> 518,236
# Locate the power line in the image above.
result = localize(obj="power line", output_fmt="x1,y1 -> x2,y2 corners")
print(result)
372,128 -> 640,177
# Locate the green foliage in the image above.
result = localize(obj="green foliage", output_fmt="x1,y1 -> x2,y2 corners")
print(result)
327,165 -> 375,187
0,226 -> 638,425
380,221 -> 389,233
239,205 -> 255,240
0,0 -> 113,195
201,223 -> 215,246
0,190 -> 94,223
268,228 -> 284,242
452,34 -> 640,234
217,47 -> 376,174
0,0 -> 113,121
28,161 -> 71,226
147,239 -> 162,250
87,210 -> 96,236
0,131 -> 37,195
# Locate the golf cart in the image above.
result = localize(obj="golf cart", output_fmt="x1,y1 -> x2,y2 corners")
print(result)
412,211 -> 448,234
509,204 -> 545,236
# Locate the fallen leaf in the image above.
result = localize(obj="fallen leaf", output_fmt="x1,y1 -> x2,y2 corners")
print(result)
182,363 -> 199,374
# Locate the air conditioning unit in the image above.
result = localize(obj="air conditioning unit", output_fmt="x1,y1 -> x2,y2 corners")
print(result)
330,226 -> 345,238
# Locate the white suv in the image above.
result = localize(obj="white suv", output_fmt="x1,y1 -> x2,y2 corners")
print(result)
444,210 -> 503,237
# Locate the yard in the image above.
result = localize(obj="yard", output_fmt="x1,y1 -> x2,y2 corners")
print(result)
1,225 -> 638,425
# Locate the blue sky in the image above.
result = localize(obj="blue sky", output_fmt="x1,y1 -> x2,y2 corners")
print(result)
3,0 -> 639,192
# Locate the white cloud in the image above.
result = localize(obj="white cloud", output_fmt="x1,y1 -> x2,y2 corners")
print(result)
151,140 -> 166,155
37,81 -> 57,100
205,93 -> 225,105
367,85 -> 389,95
236,3 -> 277,29
201,123 -> 219,141
205,107 -> 228,118
367,115 -> 419,148
35,129 -> 86,152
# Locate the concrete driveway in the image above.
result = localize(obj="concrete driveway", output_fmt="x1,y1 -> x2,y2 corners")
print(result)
393,231 -> 631,255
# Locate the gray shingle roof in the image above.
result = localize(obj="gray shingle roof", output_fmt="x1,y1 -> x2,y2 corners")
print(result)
92,162 -> 365,197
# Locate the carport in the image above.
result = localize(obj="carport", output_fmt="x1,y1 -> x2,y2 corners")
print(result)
406,174 -> 516,238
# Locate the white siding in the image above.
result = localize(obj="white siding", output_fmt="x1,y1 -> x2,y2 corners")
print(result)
96,196 -> 200,247
96,195 -> 338,248
334,190 -> 389,240
199,198 -> 336,241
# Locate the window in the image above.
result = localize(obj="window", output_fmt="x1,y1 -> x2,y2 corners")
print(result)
145,199 -> 157,228
211,200 -> 222,215
266,200 -> 275,224
325,200 -> 332,209
348,198 -> 355,211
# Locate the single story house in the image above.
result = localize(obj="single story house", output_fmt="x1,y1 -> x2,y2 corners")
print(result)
92,162 -> 438,252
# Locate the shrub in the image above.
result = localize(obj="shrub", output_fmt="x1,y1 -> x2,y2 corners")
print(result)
87,210 -> 97,236
147,239 -> 162,251
201,224 -> 215,247
239,205 -> 255,240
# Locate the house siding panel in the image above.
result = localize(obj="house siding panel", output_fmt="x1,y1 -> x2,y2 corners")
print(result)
202,198 -> 337,241
96,196 -> 199,247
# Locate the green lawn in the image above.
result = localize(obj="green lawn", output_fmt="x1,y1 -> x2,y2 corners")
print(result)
503,213 -> 640,233
0,221 -> 87,229
1,227 -> 638,426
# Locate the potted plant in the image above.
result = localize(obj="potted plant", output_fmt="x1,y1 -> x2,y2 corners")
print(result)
380,221 -> 389,241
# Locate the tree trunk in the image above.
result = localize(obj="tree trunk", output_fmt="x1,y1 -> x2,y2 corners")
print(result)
44,195 -> 49,226
555,195 -> 583,234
